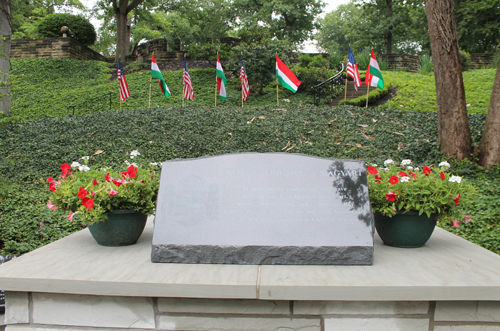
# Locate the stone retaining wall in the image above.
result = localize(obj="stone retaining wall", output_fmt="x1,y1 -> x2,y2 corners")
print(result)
4,292 -> 500,331
469,53 -> 496,69
11,37 -> 108,62
379,53 -> 420,73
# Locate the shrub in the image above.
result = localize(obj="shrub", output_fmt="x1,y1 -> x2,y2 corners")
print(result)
339,83 -> 391,107
419,55 -> 433,75
38,13 -> 97,46
459,49 -> 471,71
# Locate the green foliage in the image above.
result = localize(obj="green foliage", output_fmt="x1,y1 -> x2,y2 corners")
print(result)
367,161 -> 476,220
419,54 -> 433,75
339,83 -> 391,107
381,69 -> 495,114
459,49 -> 471,71
455,0 -> 500,53
37,13 -> 96,45
47,160 -> 160,225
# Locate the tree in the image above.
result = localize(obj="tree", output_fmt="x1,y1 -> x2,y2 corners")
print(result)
477,54 -> 500,167
233,0 -> 324,44
38,13 -> 96,45
0,0 -> 12,116
455,0 -> 500,53
425,0 -> 471,161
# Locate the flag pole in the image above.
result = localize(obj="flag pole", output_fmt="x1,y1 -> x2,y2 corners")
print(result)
241,51 -> 244,108
148,52 -> 153,108
276,52 -> 279,107
344,76 -> 348,101
215,52 -> 218,107
119,56 -> 122,110
182,54 -> 185,108
366,83 -> 370,108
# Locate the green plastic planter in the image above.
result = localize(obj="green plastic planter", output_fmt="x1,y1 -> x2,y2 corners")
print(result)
374,210 -> 437,248
88,209 -> 148,247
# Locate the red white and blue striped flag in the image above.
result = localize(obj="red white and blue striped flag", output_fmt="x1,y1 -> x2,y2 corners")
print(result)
240,54 -> 250,101
183,57 -> 194,100
346,47 -> 361,92
118,59 -> 130,101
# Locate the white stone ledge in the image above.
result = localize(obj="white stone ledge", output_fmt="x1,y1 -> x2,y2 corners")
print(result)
294,301 -> 429,315
158,298 -> 290,314
435,301 -> 500,322
325,317 -> 429,331
1,219 -> 500,301
434,326 -> 500,331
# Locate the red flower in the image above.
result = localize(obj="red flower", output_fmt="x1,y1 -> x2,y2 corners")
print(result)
367,166 -> 378,175
93,178 -> 98,186
67,212 -> 75,221
453,194 -> 461,205
60,163 -> 71,175
399,171 -> 408,177
451,220 -> 461,228
104,173 -> 111,181
49,182 -> 57,191
375,175 -> 382,184
423,166 -> 431,175
113,178 -> 123,187
81,197 -> 94,210
389,176 -> 399,185
409,172 -> 417,178
46,176 -> 54,183
127,165 -> 138,178
440,172 -> 445,180
77,187 -> 88,199
386,191 -> 397,202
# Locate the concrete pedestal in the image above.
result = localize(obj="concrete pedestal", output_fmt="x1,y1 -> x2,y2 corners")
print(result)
1,217 -> 500,331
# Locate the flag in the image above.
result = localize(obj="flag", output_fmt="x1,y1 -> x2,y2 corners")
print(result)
183,57 -> 194,100
151,54 -> 170,98
117,59 -> 130,101
346,47 -> 361,92
216,54 -> 227,100
365,49 -> 384,89
240,54 -> 250,101
276,55 -> 301,93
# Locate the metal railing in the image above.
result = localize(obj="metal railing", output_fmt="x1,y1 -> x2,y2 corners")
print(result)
311,63 -> 345,106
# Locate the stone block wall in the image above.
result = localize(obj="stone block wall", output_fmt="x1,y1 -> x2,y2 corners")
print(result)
469,53 -> 496,69
379,53 -> 420,73
11,37 -> 108,62
4,292 -> 500,331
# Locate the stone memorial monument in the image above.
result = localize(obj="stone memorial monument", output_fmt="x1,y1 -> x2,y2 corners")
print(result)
152,153 -> 374,265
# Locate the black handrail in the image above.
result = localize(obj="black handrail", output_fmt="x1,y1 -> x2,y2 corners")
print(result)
311,63 -> 345,106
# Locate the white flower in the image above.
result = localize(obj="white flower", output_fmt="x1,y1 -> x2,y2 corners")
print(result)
125,160 -> 130,165
401,159 -> 412,166
130,150 -> 141,159
78,165 -> 90,172
414,167 -> 420,171
384,159 -> 394,166
400,176 -> 411,182
81,156 -> 90,160
449,175 -> 462,183
439,161 -> 451,170
371,163 -> 378,167
407,166 -> 413,170
71,161 -> 81,168
131,163 -> 138,168
149,162 -> 159,166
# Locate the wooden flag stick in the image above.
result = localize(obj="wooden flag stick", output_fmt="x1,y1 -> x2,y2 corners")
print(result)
276,52 -> 279,107
344,77 -> 348,101
182,54 -> 185,107
148,52 -> 153,108
241,51 -> 244,108
366,83 -> 370,108
215,52 -> 218,107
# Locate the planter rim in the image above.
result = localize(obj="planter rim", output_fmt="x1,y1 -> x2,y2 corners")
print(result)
107,209 -> 140,215
376,210 -> 437,218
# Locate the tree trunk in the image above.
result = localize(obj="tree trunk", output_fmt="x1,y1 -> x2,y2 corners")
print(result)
115,0 -> 130,62
477,53 -> 500,168
386,0 -> 393,54
425,0 -> 471,161
0,0 -> 12,116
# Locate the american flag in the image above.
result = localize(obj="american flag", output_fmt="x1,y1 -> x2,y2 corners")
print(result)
183,57 -> 194,100
346,47 -> 361,92
240,54 -> 250,101
117,59 -> 130,101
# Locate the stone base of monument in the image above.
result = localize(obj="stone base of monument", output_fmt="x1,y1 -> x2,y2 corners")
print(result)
1,217 -> 500,331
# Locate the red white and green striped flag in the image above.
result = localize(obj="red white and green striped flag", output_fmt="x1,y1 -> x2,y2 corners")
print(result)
151,54 -> 171,98
216,54 -> 227,100
276,55 -> 301,93
365,49 -> 384,89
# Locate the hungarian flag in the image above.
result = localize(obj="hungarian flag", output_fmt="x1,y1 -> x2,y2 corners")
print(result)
365,49 -> 384,89
346,47 -> 361,92
117,59 -> 130,101
276,55 -> 301,93
216,54 -> 227,100
240,54 -> 250,101
151,54 -> 170,98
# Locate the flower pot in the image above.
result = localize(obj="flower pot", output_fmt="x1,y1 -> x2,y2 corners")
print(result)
88,209 -> 147,247
374,210 -> 437,248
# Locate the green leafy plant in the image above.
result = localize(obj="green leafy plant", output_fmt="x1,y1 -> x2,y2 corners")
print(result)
37,13 -> 96,46
339,83 -> 391,107
367,159 -> 476,223
46,152 -> 160,225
